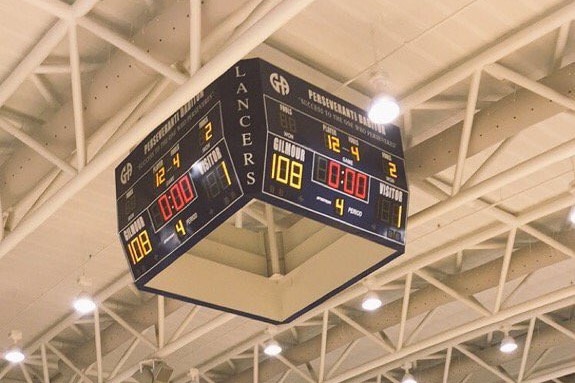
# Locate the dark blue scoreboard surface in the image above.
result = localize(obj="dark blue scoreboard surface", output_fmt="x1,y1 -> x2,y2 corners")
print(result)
115,58 -> 408,301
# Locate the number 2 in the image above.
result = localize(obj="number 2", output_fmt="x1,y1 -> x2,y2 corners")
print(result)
388,162 -> 397,178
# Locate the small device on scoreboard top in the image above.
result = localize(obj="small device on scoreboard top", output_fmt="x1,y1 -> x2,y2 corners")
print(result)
115,58 -> 408,324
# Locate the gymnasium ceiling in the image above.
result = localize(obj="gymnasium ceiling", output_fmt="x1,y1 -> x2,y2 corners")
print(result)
0,1 -> 575,383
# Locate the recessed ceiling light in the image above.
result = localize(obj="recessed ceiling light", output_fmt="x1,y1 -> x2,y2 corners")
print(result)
368,95 -> 400,124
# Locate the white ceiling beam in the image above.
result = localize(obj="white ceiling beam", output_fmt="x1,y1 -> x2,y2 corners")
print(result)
551,23 -> 571,72
109,337 -> 139,379
397,273 -> 413,351
46,342 -> 94,383
30,74 -> 61,109
462,137 -> 516,188
442,347 -> 452,383
538,314 -> 575,342
523,363 -> 575,383
276,354 -> 315,383
20,363 -> 34,383
517,318 -> 536,383
189,0 -> 201,74
405,309 -> 436,346
265,204 -> 281,275
0,118 -> 76,175
484,63 -> 575,111
452,70 -> 481,195
169,306 -> 201,343
68,21 -> 86,170
415,270 -> 490,317
78,17 -> 188,85
93,307 -> 103,383
318,311 -> 329,383
0,0 -> 316,261
326,340 -> 359,379
98,303 -> 157,350
253,345 -> 258,383
335,285 -> 575,383
157,296 -> 165,349
34,62 -> 101,74
398,1 -> 575,110
494,228 -> 516,314
21,0 -> 73,19
331,308 -> 394,353
40,343 -> 51,383
455,346 -> 514,383
410,137 -> 575,229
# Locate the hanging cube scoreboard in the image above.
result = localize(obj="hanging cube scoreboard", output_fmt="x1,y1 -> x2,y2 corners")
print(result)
115,58 -> 408,324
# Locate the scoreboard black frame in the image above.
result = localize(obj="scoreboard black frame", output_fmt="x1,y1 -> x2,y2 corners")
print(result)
115,58 -> 409,324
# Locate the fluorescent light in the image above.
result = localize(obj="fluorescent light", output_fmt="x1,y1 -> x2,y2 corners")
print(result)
73,293 -> 96,314
263,340 -> 282,356
499,335 -> 518,353
361,292 -> 382,311
4,347 -> 25,363
401,372 -> 417,383
368,95 -> 400,124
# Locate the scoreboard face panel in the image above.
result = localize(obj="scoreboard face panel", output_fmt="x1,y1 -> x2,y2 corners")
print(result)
116,100 -> 244,283
262,95 -> 407,248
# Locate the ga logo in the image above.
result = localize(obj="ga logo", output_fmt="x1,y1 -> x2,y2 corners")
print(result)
120,163 -> 133,185
270,73 -> 290,96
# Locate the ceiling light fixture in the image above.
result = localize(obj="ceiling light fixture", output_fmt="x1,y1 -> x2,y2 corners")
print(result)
263,339 -> 282,356
401,363 -> 417,383
361,291 -> 383,311
4,330 -> 25,363
73,292 -> 96,314
499,333 -> 518,353
368,73 -> 400,124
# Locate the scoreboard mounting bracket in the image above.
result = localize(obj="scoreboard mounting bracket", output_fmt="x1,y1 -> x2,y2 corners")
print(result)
115,58 -> 408,324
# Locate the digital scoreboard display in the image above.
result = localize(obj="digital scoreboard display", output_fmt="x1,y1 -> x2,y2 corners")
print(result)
115,58 -> 408,323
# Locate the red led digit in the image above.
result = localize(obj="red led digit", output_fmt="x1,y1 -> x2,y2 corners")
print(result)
327,160 -> 340,189
179,175 -> 194,202
170,183 -> 185,211
355,173 -> 368,200
343,168 -> 356,195
158,194 -> 172,222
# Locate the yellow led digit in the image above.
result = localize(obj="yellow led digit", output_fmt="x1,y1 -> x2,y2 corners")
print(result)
334,198 -> 344,216
388,162 -> 397,178
396,205 -> 402,228
351,145 -> 360,161
220,161 -> 232,185
276,155 -> 290,184
128,236 -> 143,264
139,230 -> 152,255
204,122 -> 213,142
175,219 -> 186,236
289,161 -> 303,189
172,153 -> 180,168
271,153 -> 277,180
326,135 -> 340,153
155,167 -> 165,187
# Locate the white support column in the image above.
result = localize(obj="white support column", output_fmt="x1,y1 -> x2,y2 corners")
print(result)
318,311 -> 329,383
265,204 -> 281,275
170,306 -> 201,343
20,363 -> 34,383
442,347 -> 452,383
517,318 -> 536,383
493,228 -> 517,313
455,346 -> 514,383
452,70 -> 481,195
397,273 -> 413,351
21,0 -> 73,19
68,20 -> 87,170
485,63 -> 575,111
99,303 -> 157,350
331,308 -> 394,353
78,17 -> 188,85
93,307 -> 103,383
41,343 -> 51,383
552,23 -> 571,71
35,62 -> 101,74
416,270 -> 490,317
189,0 -> 202,75
158,296 -> 165,348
